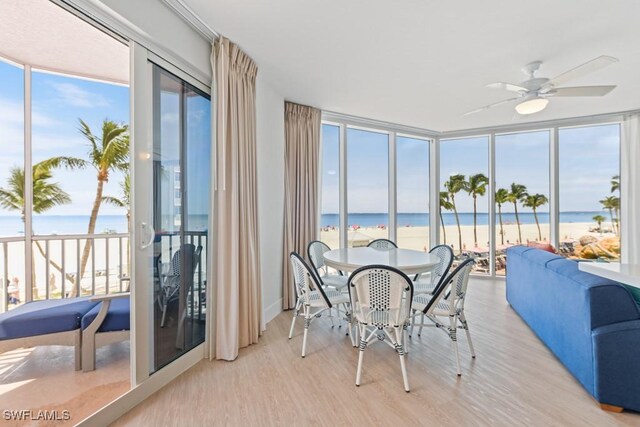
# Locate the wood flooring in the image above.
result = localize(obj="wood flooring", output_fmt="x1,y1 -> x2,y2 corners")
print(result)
113,279 -> 639,426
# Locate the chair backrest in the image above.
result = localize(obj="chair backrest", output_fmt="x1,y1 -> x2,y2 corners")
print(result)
422,258 -> 474,315
307,240 -> 330,274
290,252 -> 333,308
348,265 -> 413,327
367,239 -> 398,250
429,244 -> 454,288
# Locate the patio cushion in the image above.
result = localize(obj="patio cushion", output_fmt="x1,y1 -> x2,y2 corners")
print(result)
0,298 -> 98,340
81,297 -> 130,332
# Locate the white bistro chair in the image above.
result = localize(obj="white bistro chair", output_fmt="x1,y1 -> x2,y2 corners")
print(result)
288,252 -> 352,357
307,240 -> 348,292
348,265 -> 414,392
366,238 -> 398,250
411,258 -> 476,376
410,244 -> 454,337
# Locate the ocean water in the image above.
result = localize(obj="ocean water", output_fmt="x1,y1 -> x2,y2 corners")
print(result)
0,212 -> 607,237
0,215 -> 209,237
320,212 -> 607,228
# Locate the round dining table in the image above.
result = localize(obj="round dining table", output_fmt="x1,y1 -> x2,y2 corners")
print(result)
323,247 -> 439,276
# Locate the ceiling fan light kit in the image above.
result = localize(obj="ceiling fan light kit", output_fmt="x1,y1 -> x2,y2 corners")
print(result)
465,55 -> 618,117
515,96 -> 549,115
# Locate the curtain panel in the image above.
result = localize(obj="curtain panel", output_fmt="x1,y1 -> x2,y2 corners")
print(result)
211,36 -> 262,361
282,102 -> 321,309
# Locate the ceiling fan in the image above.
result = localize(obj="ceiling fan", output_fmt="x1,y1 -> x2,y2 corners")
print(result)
464,55 -> 618,116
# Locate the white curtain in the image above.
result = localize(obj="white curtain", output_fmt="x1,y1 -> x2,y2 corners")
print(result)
210,36 -> 262,361
621,113 -> 640,264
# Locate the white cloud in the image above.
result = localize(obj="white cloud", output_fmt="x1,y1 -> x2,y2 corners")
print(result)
51,82 -> 109,108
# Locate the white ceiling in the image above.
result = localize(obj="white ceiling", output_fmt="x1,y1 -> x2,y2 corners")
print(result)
188,0 -> 640,132
0,0 -> 128,84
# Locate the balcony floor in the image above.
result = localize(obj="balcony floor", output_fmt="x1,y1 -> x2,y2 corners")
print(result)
0,342 -> 129,426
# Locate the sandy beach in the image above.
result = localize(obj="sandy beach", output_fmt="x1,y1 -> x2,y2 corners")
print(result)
321,222 -> 610,252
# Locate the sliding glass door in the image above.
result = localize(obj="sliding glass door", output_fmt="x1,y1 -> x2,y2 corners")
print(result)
150,64 -> 210,372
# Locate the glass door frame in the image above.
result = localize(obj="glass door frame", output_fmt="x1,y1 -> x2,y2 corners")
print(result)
130,42 -> 213,385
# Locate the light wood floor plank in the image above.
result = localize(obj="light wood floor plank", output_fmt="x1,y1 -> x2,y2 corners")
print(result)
113,279 -> 639,426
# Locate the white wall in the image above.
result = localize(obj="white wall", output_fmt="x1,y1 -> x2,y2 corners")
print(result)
256,73 -> 285,326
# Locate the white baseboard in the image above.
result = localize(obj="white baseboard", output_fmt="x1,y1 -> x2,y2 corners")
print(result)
263,298 -> 283,325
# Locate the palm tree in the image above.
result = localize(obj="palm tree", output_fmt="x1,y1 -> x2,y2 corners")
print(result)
0,157 -> 84,296
102,173 -> 130,231
600,196 -> 618,235
76,119 -> 129,294
611,175 -> 620,193
522,193 -> 548,241
444,174 -> 466,255
466,173 -> 488,246
507,183 -> 528,244
495,188 -> 509,245
439,191 -> 453,245
592,214 -> 606,234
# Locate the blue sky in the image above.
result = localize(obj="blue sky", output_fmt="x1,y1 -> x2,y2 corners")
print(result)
0,58 -> 212,235
322,123 -> 620,214
0,58 -> 129,221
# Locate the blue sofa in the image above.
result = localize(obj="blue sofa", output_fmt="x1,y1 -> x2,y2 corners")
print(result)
506,246 -> 640,412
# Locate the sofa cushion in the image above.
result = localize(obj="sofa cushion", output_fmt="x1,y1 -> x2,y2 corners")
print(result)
81,297 -> 130,332
0,298 -> 98,340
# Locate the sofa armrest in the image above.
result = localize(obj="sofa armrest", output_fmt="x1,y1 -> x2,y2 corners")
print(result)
592,320 -> 640,411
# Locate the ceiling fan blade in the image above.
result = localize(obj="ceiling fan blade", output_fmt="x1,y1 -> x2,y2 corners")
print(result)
486,82 -> 528,92
545,55 -> 618,88
463,97 -> 521,116
545,85 -> 616,97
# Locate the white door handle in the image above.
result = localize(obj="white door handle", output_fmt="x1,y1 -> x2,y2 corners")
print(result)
140,222 -> 156,249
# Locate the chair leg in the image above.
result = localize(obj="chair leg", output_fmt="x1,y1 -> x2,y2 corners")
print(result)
418,313 -> 425,336
288,300 -> 301,339
409,309 -> 415,338
160,300 -> 168,328
301,306 -> 310,358
450,315 -> 461,376
355,325 -> 366,386
459,312 -> 476,358
395,328 -> 410,392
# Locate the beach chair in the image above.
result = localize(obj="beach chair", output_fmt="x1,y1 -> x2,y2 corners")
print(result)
0,293 -> 130,372
80,292 -> 130,372
0,297 -> 99,370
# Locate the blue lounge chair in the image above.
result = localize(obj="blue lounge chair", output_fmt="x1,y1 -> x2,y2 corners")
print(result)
0,297 -> 99,370
81,293 -> 130,372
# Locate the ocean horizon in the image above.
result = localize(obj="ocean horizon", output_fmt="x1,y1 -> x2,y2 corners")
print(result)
321,211 -> 608,228
0,214 -> 208,237
0,212 -> 609,237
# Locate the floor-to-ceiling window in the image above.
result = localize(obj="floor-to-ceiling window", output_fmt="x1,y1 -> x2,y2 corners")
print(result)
320,116 -> 623,276
0,58 -> 25,310
559,124 -> 620,261
494,130 -> 550,275
396,135 -> 430,250
440,136 -> 490,274
347,128 -> 389,247
320,123 -> 340,248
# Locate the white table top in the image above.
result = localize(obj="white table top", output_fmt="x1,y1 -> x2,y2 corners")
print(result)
323,247 -> 439,275
579,262 -> 640,288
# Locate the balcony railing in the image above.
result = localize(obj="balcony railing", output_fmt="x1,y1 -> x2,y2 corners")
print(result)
0,231 -> 208,314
